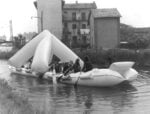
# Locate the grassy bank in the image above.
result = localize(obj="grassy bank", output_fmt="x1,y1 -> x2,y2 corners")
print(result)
0,79 -> 35,114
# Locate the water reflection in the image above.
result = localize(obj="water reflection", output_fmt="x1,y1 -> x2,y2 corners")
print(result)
9,72 -> 139,114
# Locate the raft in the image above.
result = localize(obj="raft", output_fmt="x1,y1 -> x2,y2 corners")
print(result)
9,66 -> 62,81
60,62 -> 138,87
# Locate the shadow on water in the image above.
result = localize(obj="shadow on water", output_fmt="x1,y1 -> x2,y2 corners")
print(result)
46,81 -> 138,114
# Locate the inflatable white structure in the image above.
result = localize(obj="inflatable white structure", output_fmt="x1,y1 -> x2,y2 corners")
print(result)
51,34 -> 84,67
8,30 -> 51,68
31,35 -> 53,73
9,30 -> 83,73
61,62 -> 138,87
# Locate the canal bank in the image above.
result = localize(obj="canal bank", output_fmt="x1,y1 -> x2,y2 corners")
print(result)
0,79 -> 35,114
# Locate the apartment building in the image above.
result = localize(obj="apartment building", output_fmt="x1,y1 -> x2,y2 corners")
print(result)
62,1 -> 97,48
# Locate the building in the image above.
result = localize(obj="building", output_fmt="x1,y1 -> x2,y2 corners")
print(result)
90,8 -> 121,49
62,1 -> 97,48
34,1 -> 121,49
34,0 -> 62,39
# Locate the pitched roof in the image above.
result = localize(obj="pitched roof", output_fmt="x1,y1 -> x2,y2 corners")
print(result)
63,2 -> 97,9
92,8 -> 121,18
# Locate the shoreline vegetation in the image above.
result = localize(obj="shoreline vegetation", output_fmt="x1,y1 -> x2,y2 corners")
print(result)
1,47 -> 150,68
0,79 -> 34,114
0,79 -> 53,113
74,48 -> 150,68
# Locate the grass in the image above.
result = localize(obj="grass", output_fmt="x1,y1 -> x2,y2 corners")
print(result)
0,79 -> 35,114
0,79 -> 58,114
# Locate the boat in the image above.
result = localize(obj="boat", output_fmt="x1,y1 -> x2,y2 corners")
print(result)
60,62 -> 138,87
9,66 -> 38,78
9,66 -> 62,81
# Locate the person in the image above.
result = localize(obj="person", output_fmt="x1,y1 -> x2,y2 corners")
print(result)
63,62 -> 70,74
72,58 -> 81,73
48,64 -> 56,73
63,61 -> 74,75
82,56 -> 93,72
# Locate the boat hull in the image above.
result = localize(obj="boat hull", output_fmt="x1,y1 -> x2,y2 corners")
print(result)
10,66 -> 62,81
61,69 -> 126,87
10,66 -> 38,78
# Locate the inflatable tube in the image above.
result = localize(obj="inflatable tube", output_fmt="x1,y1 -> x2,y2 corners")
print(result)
51,34 -> 84,68
124,68 -> 138,82
109,61 -> 135,76
31,35 -> 52,73
8,30 -> 51,67
61,68 -> 125,87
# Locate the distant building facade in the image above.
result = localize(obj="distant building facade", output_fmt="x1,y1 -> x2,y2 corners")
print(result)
90,8 -> 121,49
62,1 -> 97,48
35,0 -> 62,39
34,1 -> 121,49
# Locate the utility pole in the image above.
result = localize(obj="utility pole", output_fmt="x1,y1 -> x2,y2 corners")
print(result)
9,20 -> 13,41
31,10 -> 43,32
41,11 -> 43,31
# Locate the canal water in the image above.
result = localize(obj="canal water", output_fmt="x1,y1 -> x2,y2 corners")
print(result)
1,60 -> 150,114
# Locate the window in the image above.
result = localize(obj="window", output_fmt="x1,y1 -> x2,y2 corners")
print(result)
82,24 -> 86,29
72,36 -> 77,43
64,22 -> 68,28
64,11 -> 68,14
72,24 -> 76,29
72,12 -> 76,20
81,12 -> 86,20
82,36 -> 87,43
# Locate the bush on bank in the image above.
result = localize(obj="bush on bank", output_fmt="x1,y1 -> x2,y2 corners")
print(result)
74,48 -> 150,68
1,47 -> 150,67
0,79 -> 34,114
0,48 -> 18,59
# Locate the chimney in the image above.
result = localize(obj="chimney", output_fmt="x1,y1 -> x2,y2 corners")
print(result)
76,1 -> 78,4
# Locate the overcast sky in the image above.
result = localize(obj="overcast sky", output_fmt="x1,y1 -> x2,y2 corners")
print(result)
0,0 -> 150,37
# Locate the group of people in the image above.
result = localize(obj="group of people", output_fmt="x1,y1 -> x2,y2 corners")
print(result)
19,55 -> 93,79
48,56 -> 93,76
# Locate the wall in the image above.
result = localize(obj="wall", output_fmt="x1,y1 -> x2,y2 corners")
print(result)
63,8 -> 91,41
94,17 -> 120,49
89,12 -> 95,48
37,0 -> 62,39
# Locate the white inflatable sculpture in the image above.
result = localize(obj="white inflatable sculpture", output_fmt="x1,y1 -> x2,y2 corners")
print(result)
9,30 -> 83,73
61,61 -> 138,87
8,30 -> 51,68
31,35 -> 53,73
51,34 -> 84,68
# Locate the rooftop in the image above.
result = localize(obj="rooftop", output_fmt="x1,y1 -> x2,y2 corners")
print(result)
92,8 -> 121,18
63,2 -> 97,9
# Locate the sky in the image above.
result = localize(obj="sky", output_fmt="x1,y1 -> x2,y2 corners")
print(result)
0,0 -> 150,38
